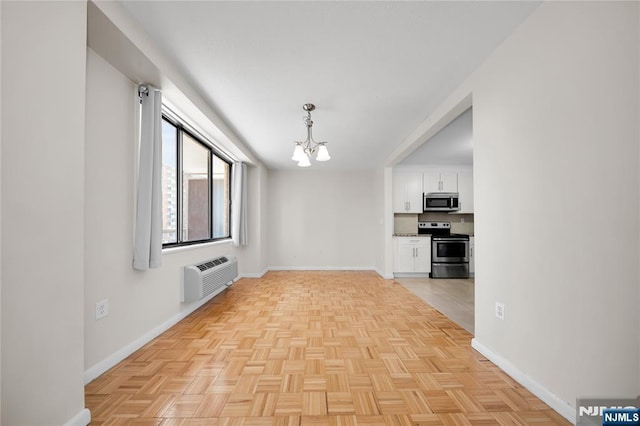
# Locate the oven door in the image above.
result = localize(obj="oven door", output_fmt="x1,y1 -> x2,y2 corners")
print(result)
432,239 -> 469,263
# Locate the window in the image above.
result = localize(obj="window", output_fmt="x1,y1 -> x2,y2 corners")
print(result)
161,114 -> 231,247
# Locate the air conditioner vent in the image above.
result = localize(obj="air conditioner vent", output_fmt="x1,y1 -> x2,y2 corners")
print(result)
195,256 -> 229,272
183,255 -> 237,303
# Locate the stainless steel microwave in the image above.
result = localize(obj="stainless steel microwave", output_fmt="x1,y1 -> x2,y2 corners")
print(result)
423,192 -> 460,212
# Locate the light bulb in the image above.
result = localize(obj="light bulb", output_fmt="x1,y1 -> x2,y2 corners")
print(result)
292,144 -> 304,162
297,154 -> 311,167
316,145 -> 331,161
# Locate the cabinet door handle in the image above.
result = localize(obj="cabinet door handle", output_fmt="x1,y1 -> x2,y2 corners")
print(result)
405,201 -> 409,211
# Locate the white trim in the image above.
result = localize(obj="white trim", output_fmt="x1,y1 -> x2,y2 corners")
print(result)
268,266 -> 376,271
162,238 -> 232,255
471,338 -> 576,424
84,286 -> 227,385
243,268 -> 381,278
239,268 -> 268,279
393,272 -> 430,278
63,408 -> 91,426
375,268 -> 395,280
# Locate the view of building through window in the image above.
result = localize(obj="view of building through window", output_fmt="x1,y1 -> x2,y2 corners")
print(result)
161,120 -> 178,244
161,116 -> 230,246
182,133 -> 210,242
212,156 -> 230,238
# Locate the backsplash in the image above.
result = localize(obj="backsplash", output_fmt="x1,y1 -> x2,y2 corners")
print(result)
394,213 -> 474,235
394,214 -> 418,234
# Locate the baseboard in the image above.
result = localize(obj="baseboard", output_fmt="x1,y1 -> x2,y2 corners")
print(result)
238,268 -> 268,278
63,408 -> 91,426
393,272 -> 429,278
268,266 -> 376,271
243,267 -> 390,279
84,287 -> 226,385
374,268 -> 395,280
471,338 -> 576,424
241,267 -> 386,277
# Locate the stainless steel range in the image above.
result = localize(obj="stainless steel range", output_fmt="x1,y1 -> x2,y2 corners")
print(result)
418,221 -> 470,279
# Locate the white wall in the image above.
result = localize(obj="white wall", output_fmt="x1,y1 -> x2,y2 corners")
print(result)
472,0 -> 638,411
84,49 -> 267,377
373,168 -> 385,276
1,2 -> 88,424
235,163 -> 269,277
267,170 -> 376,269
383,1 -> 639,419
0,2 -> 3,420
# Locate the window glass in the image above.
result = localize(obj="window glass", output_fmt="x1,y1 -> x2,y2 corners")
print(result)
161,119 -> 178,244
160,112 -> 231,248
182,133 -> 210,242
212,156 -> 230,238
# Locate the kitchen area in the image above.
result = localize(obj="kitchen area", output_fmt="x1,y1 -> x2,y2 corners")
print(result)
392,108 -> 475,333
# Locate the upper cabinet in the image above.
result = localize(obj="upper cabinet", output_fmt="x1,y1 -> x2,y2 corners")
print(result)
456,170 -> 474,214
423,170 -> 458,193
393,167 -> 473,214
393,172 -> 423,213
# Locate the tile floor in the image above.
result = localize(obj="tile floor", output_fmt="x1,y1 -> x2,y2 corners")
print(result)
395,277 -> 475,334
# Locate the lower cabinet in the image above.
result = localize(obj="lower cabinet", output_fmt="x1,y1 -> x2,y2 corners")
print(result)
394,237 -> 431,274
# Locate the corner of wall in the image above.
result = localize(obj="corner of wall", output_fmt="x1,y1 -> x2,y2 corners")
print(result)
383,167 -> 394,277
0,1 -> 3,420
2,2 -> 88,423
637,0 -> 640,395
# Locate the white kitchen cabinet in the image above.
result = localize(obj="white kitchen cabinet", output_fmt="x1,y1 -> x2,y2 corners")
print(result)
423,170 -> 458,193
394,237 -> 431,274
393,172 -> 423,213
456,170 -> 474,214
469,236 -> 475,277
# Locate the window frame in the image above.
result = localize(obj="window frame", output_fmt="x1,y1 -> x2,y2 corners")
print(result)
161,110 -> 232,249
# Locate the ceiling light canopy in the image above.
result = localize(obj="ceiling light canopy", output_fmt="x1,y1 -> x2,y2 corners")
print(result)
291,103 -> 330,167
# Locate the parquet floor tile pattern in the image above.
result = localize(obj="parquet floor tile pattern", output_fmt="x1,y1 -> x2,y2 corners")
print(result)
86,271 -> 570,425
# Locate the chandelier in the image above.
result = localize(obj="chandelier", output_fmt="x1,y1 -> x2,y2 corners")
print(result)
291,103 -> 330,167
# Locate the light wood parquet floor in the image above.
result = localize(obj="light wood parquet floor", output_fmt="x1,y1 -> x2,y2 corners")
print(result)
85,271 -> 570,425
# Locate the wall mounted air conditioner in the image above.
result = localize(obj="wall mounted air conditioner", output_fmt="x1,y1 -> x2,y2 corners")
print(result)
182,255 -> 238,302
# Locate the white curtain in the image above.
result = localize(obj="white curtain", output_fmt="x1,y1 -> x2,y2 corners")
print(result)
133,85 -> 163,270
231,162 -> 247,247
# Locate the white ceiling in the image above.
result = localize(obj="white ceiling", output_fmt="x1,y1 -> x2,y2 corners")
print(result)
401,107 -> 473,166
120,1 -> 539,170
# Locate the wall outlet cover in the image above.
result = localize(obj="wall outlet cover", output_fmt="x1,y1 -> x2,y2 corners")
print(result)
495,302 -> 505,320
96,299 -> 109,320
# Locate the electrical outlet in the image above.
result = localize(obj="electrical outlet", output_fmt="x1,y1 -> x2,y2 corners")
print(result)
495,302 -> 505,320
96,299 -> 109,320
